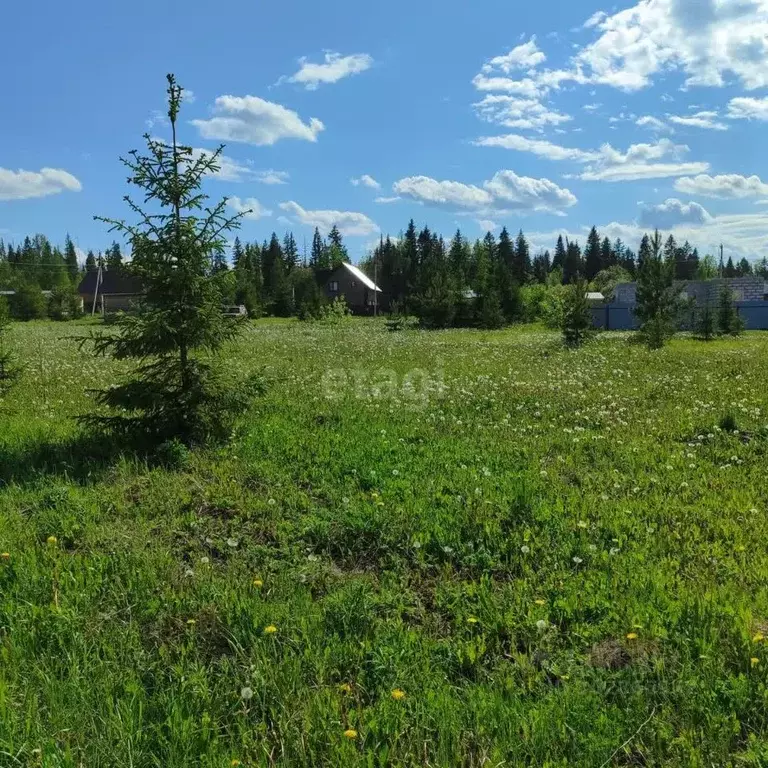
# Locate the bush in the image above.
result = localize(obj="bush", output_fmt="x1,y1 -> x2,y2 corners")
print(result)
11,283 -> 46,320
47,286 -> 83,320
519,284 -> 548,323
319,296 -> 352,325
541,284 -> 568,329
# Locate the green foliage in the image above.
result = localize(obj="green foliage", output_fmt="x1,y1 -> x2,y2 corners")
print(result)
592,264 -> 632,301
696,302 -> 717,341
718,286 -> 745,336
85,74 -> 260,446
47,285 -> 82,321
519,283 -> 549,323
319,295 -> 352,325
10,282 -> 46,320
415,272 -> 457,329
293,268 -> 326,321
561,279 -> 595,348
0,297 -> 18,393
635,231 -> 678,349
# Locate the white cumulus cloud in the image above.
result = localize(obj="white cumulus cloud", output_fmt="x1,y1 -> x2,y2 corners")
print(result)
638,198 -> 712,229
674,173 -> 768,199
668,111 -> 728,131
474,134 -> 710,181
392,170 -> 577,215
279,201 -> 378,236
473,95 -> 572,131
286,52 -> 373,90
227,196 -> 272,220
192,95 -> 324,146
351,174 -> 381,190
636,115 -> 673,132
0,167 -> 82,200
727,96 -> 768,121
482,39 -> 546,73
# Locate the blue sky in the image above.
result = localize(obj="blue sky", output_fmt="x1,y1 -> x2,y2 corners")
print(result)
2,0 -> 768,262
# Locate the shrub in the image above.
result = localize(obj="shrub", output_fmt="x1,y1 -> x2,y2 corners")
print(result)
319,296 -> 352,325
11,283 -> 46,320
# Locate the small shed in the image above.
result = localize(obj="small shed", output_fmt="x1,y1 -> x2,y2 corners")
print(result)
78,270 -> 144,314
322,262 -> 384,315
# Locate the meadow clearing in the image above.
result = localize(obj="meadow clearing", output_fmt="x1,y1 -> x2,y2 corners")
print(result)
1,318 -> 768,766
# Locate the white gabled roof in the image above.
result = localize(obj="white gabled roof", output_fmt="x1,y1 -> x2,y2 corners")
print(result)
585,292 -> 605,300
342,262 -> 382,292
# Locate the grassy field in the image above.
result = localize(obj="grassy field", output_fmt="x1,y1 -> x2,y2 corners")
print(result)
1,319 -> 768,766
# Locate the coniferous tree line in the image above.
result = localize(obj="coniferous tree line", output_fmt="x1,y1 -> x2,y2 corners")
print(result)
2,221 -> 766,326
0,234 -> 126,320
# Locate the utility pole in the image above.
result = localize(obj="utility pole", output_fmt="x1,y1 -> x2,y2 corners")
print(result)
91,261 -> 102,317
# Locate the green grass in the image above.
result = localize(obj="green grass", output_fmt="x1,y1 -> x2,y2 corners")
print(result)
2,319 -> 768,766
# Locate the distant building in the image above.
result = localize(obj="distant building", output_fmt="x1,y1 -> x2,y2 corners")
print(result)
594,276 -> 768,331
614,277 -> 767,306
319,262 -> 385,315
585,291 -> 605,303
77,269 -> 144,314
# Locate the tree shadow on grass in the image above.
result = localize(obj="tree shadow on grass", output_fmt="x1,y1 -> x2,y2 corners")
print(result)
0,430 -> 153,488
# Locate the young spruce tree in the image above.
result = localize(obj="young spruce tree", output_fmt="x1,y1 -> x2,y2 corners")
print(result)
717,285 -> 744,336
635,230 -> 678,349
561,279 -> 594,348
85,74 -> 261,446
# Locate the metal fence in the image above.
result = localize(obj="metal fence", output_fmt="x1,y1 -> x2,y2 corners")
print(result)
591,301 -> 768,331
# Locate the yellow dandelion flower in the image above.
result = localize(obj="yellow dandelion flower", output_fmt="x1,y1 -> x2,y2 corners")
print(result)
467,617 -> 479,624
231,761 -> 241,767
338,683 -> 352,694
626,632 -> 638,640
0,553 -> 9,560
264,625 -> 277,634
534,599 -> 546,606
753,633 -> 764,643
46,536 -> 57,545
391,688 -> 406,701
343,728 -> 358,740
186,619 -> 196,625
253,578 -> 263,588
751,657 -> 760,667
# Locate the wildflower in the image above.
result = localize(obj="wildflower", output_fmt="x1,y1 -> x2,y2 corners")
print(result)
343,729 -> 358,740
534,599 -> 546,606
754,633 -> 765,643
241,686 -> 253,700
226,538 -> 239,548
268,498 -> 276,506
264,625 -> 277,634
338,683 -> 352,694
0,553 -> 9,560
536,619 -> 548,631
752,657 -> 760,667
466,616 -> 479,625
231,761 -> 241,767
626,632 -> 638,640
46,536 -> 57,545
391,688 -> 406,700
200,556 -> 210,564
577,521 -> 588,529
572,556 -> 583,564
253,578 -> 263,588
609,547 -> 620,556
520,545 -> 530,554
186,619 -> 196,625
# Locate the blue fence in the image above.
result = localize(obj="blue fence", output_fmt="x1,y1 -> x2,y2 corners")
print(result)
592,301 -> 768,331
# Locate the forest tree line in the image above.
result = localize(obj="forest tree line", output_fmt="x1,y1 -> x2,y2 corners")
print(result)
1,221 -> 766,326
